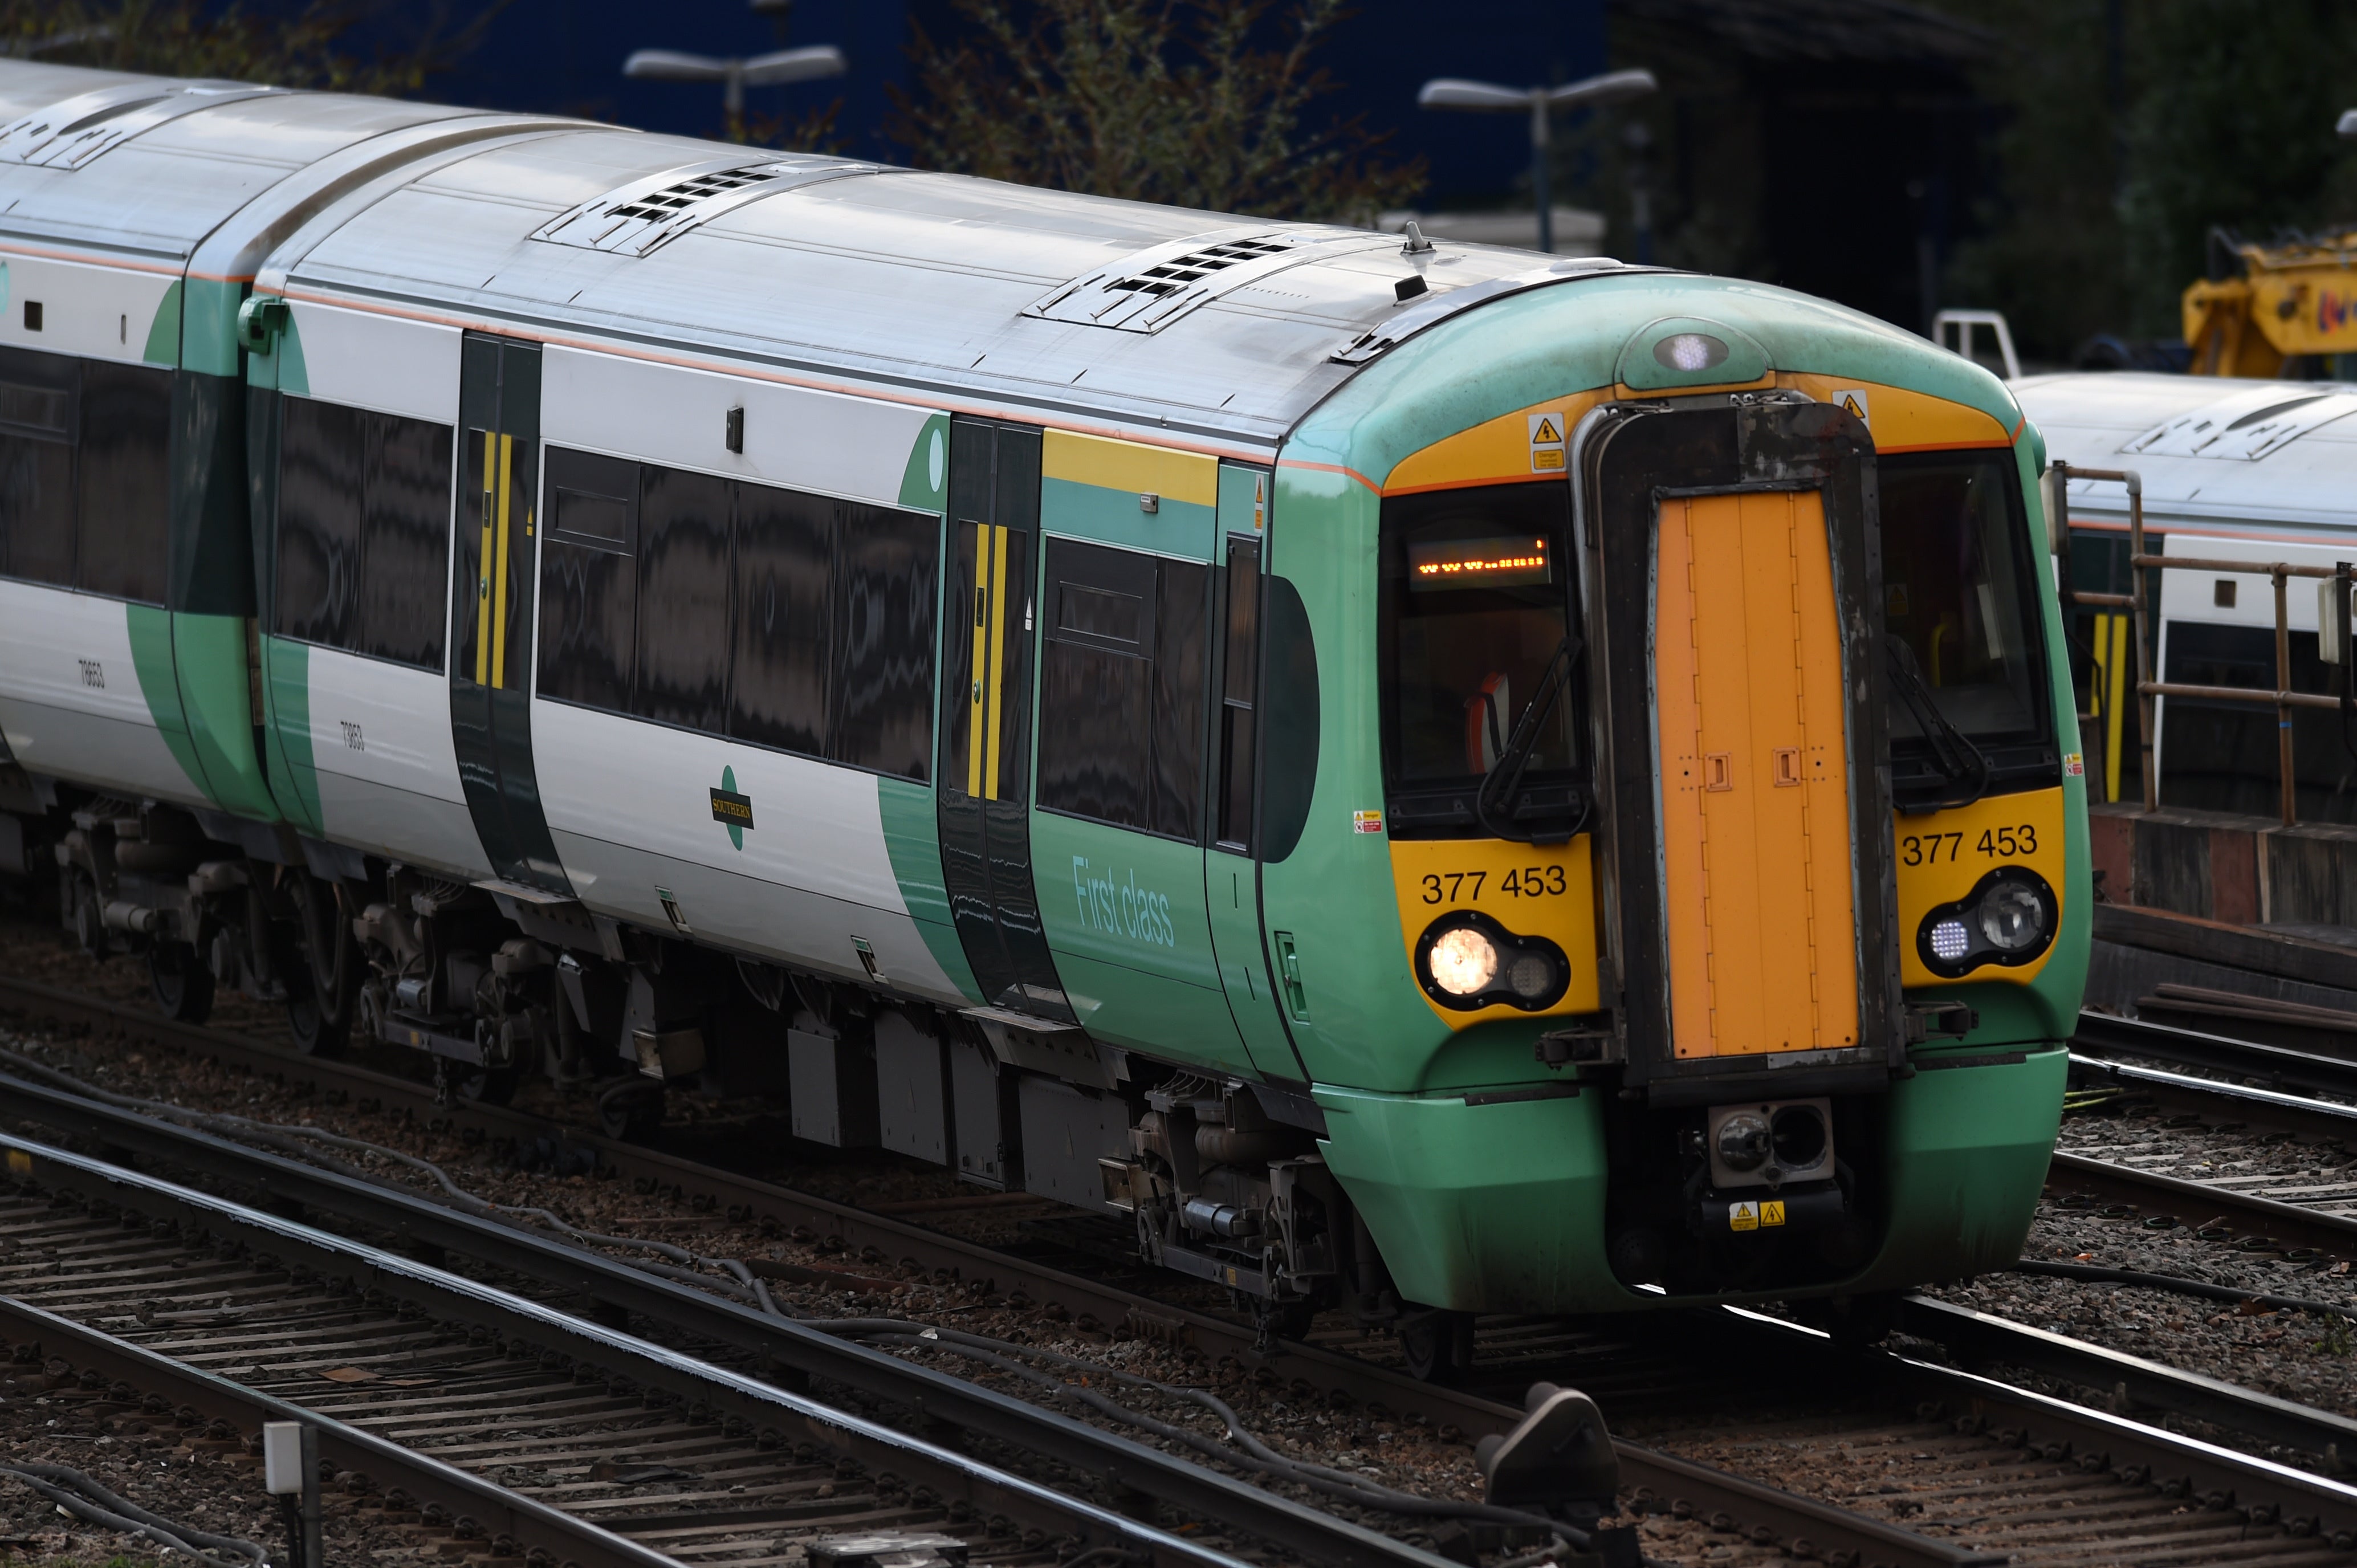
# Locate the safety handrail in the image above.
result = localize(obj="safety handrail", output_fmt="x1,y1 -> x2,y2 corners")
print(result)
2053,461 -> 2354,826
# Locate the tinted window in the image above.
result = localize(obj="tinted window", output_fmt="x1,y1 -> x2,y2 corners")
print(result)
1154,562 -> 1208,839
275,395 -> 365,647
1880,450 -> 2045,743
1039,539 -> 1204,838
633,465 -> 734,732
360,413 -> 453,670
730,483 -> 831,755
832,501 -> 937,781
1216,540 -> 1260,849
76,361 -> 172,605
0,347 -> 76,587
538,446 -> 638,712
1261,575 -> 1320,862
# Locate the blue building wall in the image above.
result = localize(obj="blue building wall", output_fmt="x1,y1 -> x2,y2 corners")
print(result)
386,1 -> 1605,209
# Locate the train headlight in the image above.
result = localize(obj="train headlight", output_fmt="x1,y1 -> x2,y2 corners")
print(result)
1414,912 -> 1570,1013
1979,879 -> 2048,951
1715,1111 -> 1770,1171
1654,332 -> 1729,373
1915,868 -> 2058,978
1428,927 -> 1499,996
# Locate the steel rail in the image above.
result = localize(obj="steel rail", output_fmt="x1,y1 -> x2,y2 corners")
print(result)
1891,1294 -> 2357,1464
2069,1052 -> 2357,1145
0,973 -> 1996,1568
1712,1306 -> 2357,1542
0,1134 -> 1253,1568
0,1085 -> 1454,1568
2071,1010 -> 2357,1105
0,1292 -> 682,1568
2045,1150 -> 2357,1260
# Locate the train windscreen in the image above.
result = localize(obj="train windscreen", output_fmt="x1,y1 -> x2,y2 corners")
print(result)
1878,450 -> 2050,793
1378,480 -> 1581,836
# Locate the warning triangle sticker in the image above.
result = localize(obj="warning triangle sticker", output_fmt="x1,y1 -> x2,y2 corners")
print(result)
1840,395 -> 1864,419
1533,417 -> 1561,443
1835,389 -> 1871,429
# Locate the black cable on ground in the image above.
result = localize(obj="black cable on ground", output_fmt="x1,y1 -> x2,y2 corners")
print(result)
0,1460 -> 270,1568
2008,1260 -> 2357,1321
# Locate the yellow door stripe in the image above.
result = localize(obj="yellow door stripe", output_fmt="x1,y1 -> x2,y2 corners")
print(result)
2106,613 -> 2129,804
966,524 -> 992,798
491,433 -> 514,689
474,430 -> 495,686
982,524 -> 1011,800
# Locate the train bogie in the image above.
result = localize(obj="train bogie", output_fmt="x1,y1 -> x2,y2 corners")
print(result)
0,59 -> 2089,1370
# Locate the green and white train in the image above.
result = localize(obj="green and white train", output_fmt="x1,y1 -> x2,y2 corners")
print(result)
0,62 -> 2086,1373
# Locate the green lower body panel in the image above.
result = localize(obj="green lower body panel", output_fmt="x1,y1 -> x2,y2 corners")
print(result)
1316,1046 -> 2065,1314
125,605 -> 205,797
1847,1045 -> 2069,1292
174,612 -> 275,820
260,634 -> 321,833
1314,1084 -> 1611,1313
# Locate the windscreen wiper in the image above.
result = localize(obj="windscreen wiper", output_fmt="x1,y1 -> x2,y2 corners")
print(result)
1475,635 -> 1585,844
1886,639 -> 1991,813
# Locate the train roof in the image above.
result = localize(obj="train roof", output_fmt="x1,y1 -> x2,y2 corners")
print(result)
2017,370 -> 2357,536
0,62 -> 495,263
263,121 -> 1558,453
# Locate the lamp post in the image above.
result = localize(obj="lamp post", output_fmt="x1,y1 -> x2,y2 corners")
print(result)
623,43 -> 847,140
1417,68 -> 1657,254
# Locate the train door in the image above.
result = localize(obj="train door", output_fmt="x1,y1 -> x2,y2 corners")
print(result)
448,333 -> 570,894
938,416 -> 1072,1019
1205,465 -> 1310,1082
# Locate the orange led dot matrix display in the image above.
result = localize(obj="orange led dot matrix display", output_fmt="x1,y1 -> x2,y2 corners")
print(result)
1406,536 -> 1553,591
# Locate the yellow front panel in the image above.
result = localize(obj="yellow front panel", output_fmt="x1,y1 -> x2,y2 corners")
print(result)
1389,835 -> 1599,1027
1894,787 -> 2069,988
1657,491 -> 1861,1057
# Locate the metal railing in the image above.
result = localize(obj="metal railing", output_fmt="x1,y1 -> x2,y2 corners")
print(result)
2054,461 -> 2353,827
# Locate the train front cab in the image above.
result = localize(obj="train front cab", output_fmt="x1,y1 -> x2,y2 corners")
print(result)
1269,286 -> 2085,1325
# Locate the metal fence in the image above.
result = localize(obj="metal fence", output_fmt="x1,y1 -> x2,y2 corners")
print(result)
2053,461 -> 2354,827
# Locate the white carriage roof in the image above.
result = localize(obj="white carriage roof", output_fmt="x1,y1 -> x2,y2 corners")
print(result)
2018,371 -> 2357,537
270,124 -> 1555,450
0,62 -> 492,262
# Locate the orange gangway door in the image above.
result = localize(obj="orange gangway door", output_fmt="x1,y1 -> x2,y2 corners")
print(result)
1655,488 -> 1861,1057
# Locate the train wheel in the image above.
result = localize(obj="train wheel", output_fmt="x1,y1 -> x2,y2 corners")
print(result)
284,875 -> 354,1057
1398,1306 -> 1476,1384
146,942 -> 214,1025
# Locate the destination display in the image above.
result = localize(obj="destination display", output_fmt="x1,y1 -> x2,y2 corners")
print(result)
1406,534 -> 1553,590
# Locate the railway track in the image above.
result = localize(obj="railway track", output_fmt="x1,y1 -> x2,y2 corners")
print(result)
0,1132 -> 1262,1568
14,972 -> 2357,1565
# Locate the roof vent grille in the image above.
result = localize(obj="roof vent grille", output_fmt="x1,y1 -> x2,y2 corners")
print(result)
1027,229 -> 1373,333
532,157 -> 888,258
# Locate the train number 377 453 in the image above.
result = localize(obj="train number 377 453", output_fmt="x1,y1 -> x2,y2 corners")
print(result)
1420,866 -> 1569,903
1900,825 -> 2038,867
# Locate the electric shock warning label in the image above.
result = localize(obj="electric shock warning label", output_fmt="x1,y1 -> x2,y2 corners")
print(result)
1728,1200 -> 1787,1231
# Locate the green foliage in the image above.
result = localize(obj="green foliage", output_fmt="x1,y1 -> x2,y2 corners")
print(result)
1936,0 -> 2357,354
890,0 -> 1423,221
0,0 -> 495,99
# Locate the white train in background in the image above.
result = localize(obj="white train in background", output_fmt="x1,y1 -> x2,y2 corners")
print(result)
2014,372 -> 2357,821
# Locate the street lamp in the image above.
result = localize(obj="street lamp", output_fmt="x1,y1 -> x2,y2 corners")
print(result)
1418,68 -> 1658,254
623,44 -> 847,137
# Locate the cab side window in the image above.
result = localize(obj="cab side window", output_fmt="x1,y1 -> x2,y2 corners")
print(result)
1037,538 -> 1208,840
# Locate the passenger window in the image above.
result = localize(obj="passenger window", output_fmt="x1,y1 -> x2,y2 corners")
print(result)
831,500 -> 938,783
275,396 -> 454,669
633,465 -> 733,734
538,447 -> 638,712
1260,573 -> 1320,862
275,394 -> 367,647
1038,539 -> 1207,838
359,412 -> 454,671
76,361 -> 172,605
729,483 -> 832,757
0,346 -> 79,587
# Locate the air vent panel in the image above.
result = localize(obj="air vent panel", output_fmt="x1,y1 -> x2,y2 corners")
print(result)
532,157 -> 890,258
1026,229 -> 1380,333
